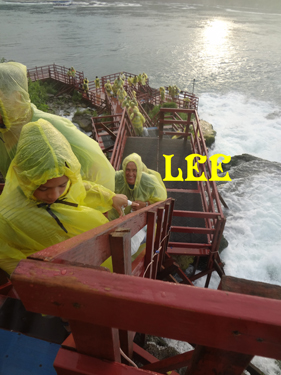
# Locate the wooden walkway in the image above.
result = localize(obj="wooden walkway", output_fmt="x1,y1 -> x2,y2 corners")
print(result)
0,64 -> 280,375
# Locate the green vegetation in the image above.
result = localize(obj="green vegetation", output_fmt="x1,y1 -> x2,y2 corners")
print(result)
74,108 -> 97,117
72,90 -> 82,103
28,79 -> 49,112
148,104 -> 160,119
162,101 -> 177,109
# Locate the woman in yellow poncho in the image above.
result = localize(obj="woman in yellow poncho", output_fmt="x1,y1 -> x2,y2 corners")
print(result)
0,119 -> 129,275
108,153 -> 167,220
0,62 -> 115,192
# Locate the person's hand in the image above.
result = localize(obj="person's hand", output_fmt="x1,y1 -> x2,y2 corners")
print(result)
112,194 -> 128,217
131,200 -> 148,211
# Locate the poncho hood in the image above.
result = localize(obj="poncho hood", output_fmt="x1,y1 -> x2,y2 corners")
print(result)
0,118 -> 112,274
0,62 -> 32,134
12,119 -> 82,200
122,153 -> 146,190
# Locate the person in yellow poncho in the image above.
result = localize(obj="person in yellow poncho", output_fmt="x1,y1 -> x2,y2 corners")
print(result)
108,153 -> 167,220
0,62 -> 115,192
0,119 -> 132,275
130,108 -> 145,136
67,66 -> 76,80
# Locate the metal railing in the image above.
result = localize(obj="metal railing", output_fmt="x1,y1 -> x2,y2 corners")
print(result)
157,107 -> 225,286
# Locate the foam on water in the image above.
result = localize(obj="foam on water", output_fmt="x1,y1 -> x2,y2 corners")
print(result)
219,171 -> 281,286
193,92 -> 281,374
199,92 -> 281,163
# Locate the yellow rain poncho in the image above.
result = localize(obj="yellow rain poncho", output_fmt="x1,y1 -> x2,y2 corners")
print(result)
0,119 -> 115,275
0,62 -> 115,191
130,109 -> 145,136
108,153 -> 167,220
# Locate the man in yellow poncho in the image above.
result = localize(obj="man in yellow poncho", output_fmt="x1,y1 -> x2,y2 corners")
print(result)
0,62 -> 115,192
108,153 -> 167,220
0,119 -> 131,275
130,108 -> 145,136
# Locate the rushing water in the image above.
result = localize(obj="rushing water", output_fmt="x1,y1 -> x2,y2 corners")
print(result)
1,1 -> 281,373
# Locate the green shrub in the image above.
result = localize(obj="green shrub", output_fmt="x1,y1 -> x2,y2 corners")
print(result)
148,105 -> 160,119
28,79 -> 49,112
44,82 -> 57,95
162,101 -> 177,109
72,90 -> 82,103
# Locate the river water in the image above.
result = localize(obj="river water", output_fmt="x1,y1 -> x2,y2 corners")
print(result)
0,1 -> 281,373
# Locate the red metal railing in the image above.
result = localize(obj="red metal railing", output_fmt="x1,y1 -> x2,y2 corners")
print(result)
157,107 -> 225,286
110,108 -> 135,170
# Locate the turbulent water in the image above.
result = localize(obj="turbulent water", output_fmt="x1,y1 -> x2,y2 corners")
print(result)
1,1 -> 281,373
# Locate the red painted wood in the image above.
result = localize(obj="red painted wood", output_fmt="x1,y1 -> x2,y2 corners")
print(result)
187,275 -> 270,374
61,333 -> 76,350
186,346 -> 253,375
110,229 -> 132,275
166,189 -> 200,194
144,211 -> 156,279
131,249 -> 145,277
133,343 -> 158,365
172,210 -> 220,218
69,320 -> 121,361
28,200 -> 170,266
109,229 -> 133,359
159,108 -> 195,114
157,202 -> 171,271
171,226 -> 215,234
167,247 -> 209,256
12,260 -> 281,360
168,242 -> 212,249
220,276 -> 281,300
160,119 -> 190,125
152,208 -> 164,279
0,281 -> 13,295
133,344 -> 178,375
54,348 -> 159,375
157,257 -> 180,280
142,349 -> 194,374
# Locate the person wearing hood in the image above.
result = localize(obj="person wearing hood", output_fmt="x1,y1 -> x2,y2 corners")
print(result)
108,153 -> 167,220
0,62 -> 115,192
0,119 -> 133,275
130,108 -> 145,136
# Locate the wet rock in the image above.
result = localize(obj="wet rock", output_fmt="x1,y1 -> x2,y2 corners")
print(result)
219,234 -> 229,253
72,113 -> 92,132
221,154 -> 263,172
199,119 -> 216,147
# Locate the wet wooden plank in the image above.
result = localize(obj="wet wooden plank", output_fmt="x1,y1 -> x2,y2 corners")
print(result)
186,346 -> 253,375
144,211 -> 156,279
110,229 -> 133,359
219,276 -> 281,300
28,200 -> 170,267
141,348 -> 193,374
54,348 -> 159,375
68,320 -> 120,362
12,260 -> 281,360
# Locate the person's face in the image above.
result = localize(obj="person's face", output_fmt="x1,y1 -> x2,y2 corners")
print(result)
125,162 -> 137,185
33,176 -> 69,204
